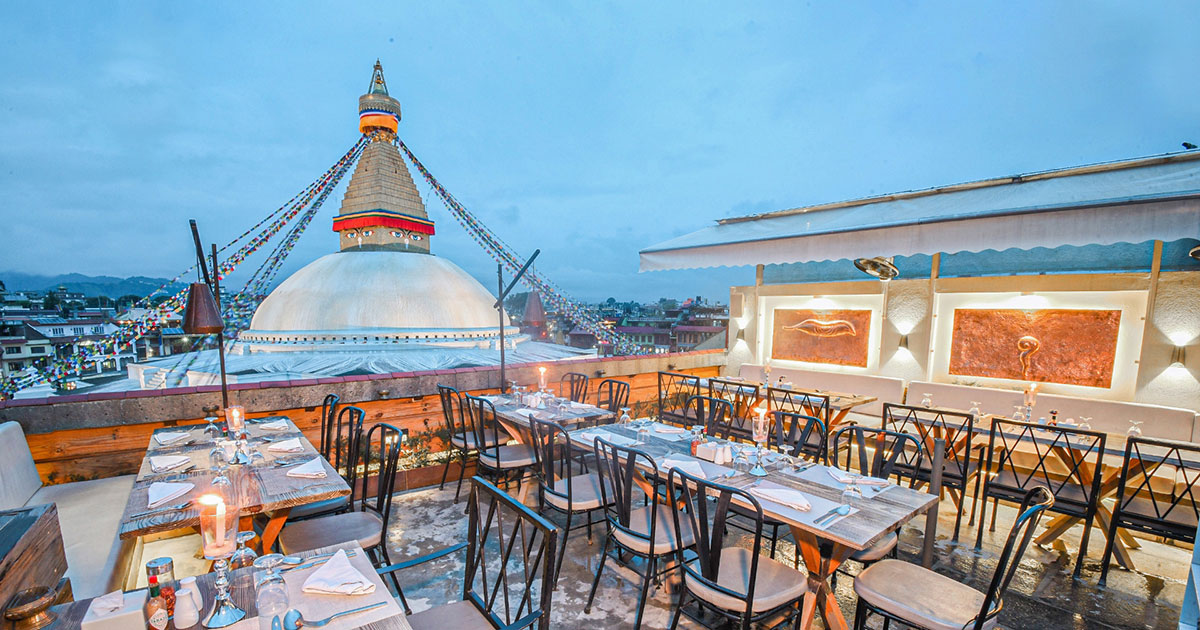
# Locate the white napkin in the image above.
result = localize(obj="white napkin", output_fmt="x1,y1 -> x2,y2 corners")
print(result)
260,419 -> 290,431
149,455 -> 191,473
267,437 -> 304,453
570,401 -> 591,409
286,458 -> 328,479
653,425 -> 687,434
301,549 -> 376,595
154,431 -> 190,445
749,487 -> 812,512
578,431 -> 637,447
661,457 -> 706,479
827,469 -> 890,487
87,590 -> 126,616
147,481 -> 193,508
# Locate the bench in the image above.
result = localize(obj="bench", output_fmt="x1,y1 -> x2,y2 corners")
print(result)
736,364 -> 906,425
0,421 -> 135,599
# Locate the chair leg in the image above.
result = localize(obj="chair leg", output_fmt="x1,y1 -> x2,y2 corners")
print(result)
989,497 -> 999,532
952,488 -> 965,541
668,590 -> 685,630
853,597 -> 868,630
584,536 -> 611,613
632,556 -> 655,630
438,457 -> 451,491
967,473 -> 982,527
587,509 -> 594,543
453,452 -> 468,503
553,511 -> 573,589
1074,515 -> 1093,579
769,523 -> 779,559
974,492 -> 989,550
378,544 -> 402,596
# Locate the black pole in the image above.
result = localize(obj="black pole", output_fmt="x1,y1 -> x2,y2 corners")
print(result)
497,263 -> 506,393
212,243 -> 229,409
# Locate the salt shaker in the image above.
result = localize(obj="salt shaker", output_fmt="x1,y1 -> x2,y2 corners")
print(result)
173,588 -> 201,628
179,576 -> 204,611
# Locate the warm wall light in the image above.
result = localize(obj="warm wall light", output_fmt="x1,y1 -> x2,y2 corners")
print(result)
898,334 -> 909,350
736,328 -> 746,341
1171,346 -> 1187,367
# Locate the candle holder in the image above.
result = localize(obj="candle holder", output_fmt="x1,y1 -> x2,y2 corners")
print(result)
537,366 -> 547,392
198,492 -> 245,628
749,407 -> 770,477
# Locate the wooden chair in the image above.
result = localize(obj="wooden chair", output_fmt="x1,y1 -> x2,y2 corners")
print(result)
529,417 -> 610,587
974,417 -> 1105,577
437,384 -> 501,502
560,372 -> 590,403
378,476 -> 559,627
666,468 -> 810,630
585,438 -> 696,630
1100,436 -> 1200,585
853,486 -> 1053,630
657,371 -> 701,425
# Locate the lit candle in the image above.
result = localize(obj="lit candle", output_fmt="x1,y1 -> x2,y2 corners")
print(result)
537,366 -> 547,391
225,405 -> 245,433
198,494 -> 233,557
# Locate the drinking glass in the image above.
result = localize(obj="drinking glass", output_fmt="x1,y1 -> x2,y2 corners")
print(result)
920,393 -> 933,408
619,407 -> 632,425
253,554 -> 289,630
968,401 -> 982,421
1078,416 -> 1092,431
841,480 -> 863,505
1127,421 -> 1144,438
637,424 -> 651,443
203,415 -> 221,436
230,531 -> 258,570
1012,406 -> 1025,421
733,447 -> 751,474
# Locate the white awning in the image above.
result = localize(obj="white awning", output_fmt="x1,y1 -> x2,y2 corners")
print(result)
640,153 -> 1200,271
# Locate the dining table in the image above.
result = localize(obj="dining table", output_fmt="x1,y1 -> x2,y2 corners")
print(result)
46,541 -> 409,629
565,422 -> 938,630
116,416 -> 351,554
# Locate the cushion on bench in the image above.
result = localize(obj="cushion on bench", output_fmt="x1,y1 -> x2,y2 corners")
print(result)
738,364 -> 905,417
1036,393 -> 1197,442
907,381 -> 1024,419
0,421 -> 43,510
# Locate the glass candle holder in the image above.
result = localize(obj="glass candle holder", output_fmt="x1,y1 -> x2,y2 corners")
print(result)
198,492 -> 245,628
750,408 -> 769,477
537,366 -> 547,392
225,405 -> 246,436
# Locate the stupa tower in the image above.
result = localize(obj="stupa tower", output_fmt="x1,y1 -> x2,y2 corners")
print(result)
331,61 -> 435,253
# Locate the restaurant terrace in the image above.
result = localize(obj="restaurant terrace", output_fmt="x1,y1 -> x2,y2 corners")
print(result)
2,66 -> 1199,630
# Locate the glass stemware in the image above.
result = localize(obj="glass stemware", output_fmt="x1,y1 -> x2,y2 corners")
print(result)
203,415 -> 221,436
1078,416 -> 1092,431
230,531 -> 258,570
1127,420 -> 1144,438
1012,405 -> 1025,422
253,554 -> 289,630
920,393 -> 933,408
619,407 -> 632,425
968,401 -> 982,422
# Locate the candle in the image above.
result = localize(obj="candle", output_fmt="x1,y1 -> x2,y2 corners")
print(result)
225,405 -> 245,433
753,407 -> 769,443
198,494 -> 234,557
537,366 -> 547,391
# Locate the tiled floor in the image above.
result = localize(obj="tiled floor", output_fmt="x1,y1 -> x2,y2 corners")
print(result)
383,482 -> 1188,629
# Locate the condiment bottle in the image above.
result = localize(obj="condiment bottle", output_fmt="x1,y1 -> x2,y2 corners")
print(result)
145,576 -> 169,630
145,557 -> 176,617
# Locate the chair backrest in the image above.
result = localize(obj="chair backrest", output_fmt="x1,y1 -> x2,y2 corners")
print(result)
971,486 -> 1053,630
318,393 -> 340,459
437,384 -> 467,439
560,372 -> 589,403
658,371 -> 701,424
707,378 -> 760,422
764,387 -> 831,425
528,418 -> 576,507
464,476 -> 559,630
687,395 -> 737,440
668,468 -> 765,620
769,411 -> 827,463
982,418 -> 1105,516
831,425 -> 924,480
348,422 -> 403,526
1110,436 -> 1200,540
464,395 -> 509,469
0,421 -> 42,510
595,378 -> 630,414
593,437 -> 661,548
882,403 -> 976,485
330,405 -> 365,477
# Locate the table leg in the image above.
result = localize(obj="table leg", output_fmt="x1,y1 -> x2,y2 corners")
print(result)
792,527 -> 854,630
1094,505 -> 1137,570
260,507 -> 291,553
1034,514 -> 1079,545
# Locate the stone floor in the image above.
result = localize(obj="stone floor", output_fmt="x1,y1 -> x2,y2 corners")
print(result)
383,481 -> 1188,630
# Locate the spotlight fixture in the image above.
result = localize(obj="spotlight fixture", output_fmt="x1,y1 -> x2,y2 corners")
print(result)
735,327 -> 747,341
1171,346 -> 1187,367
854,256 -> 900,282
898,334 -> 909,350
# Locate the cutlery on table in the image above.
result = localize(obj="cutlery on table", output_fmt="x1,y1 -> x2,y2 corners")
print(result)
283,602 -> 387,628
814,504 -> 852,526
130,501 -> 193,519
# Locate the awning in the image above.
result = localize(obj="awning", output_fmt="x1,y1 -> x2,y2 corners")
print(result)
640,153 -> 1200,271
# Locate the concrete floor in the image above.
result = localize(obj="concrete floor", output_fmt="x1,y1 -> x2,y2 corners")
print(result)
384,482 -> 1189,630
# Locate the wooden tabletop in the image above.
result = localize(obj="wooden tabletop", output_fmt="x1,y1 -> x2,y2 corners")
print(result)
568,424 -> 937,551
485,395 -> 614,430
47,542 -> 411,630
117,417 -> 351,540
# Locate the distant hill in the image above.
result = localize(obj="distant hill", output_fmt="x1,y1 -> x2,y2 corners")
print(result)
0,272 -> 186,299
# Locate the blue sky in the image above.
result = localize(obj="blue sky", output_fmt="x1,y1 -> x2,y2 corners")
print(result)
1,2 -> 1198,302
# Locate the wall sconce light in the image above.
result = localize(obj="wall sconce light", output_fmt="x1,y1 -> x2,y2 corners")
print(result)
377,389 -> 390,400
898,334 -> 909,350
1171,346 -> 1186,367
736,328 -> 746,341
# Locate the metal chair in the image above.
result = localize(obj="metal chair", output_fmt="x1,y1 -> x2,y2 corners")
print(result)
764,387 -> 831,427
666,468 -> 810,630
974,417 -> 1104,578
687,394 -> 737,440
529,417 -> 609,587
437,384 -> 501,502
286,405 -> 362,521
658,371 -> 701,425
560,372 -> 589,403
1100,436 -> 1200,585
378,476 -> 559,628
853,486 -> 1054,630
317,393 -> 339,459
585,437 -> 696,630
595,378 -> 631,415
770,410 -> 827,464
883,402 -> 984,540
279,423 -> 404,595
707,378 -> 760,434
464,394 -> 536,491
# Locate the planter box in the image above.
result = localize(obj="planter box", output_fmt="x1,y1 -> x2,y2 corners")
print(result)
358,460 -> 478,497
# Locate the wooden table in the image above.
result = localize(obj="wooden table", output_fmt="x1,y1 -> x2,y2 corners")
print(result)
1,504 -> 68,609
567,424 -> 937,630
117,417 -> 351,553
46,542 -> 410,629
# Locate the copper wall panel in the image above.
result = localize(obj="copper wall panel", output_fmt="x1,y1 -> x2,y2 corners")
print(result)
948,308 -> 1121,387
771,309 -> 872,367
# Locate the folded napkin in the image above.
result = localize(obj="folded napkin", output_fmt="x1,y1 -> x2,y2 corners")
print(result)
87,590 -> 126,617
827,469 -> 889,487
149,455 -> 191,473
653,425 -> 687,434
267,437 -> 304,453
749,487 -> 812,512
661,457 -> 706,479
154,431 -> 190,445
302,549 -> 375,595
260,419 -> 290,431
286,458 -> 328,479
577,431 -> 637,447
570,401 -> 591,409
147,481 -> 193,508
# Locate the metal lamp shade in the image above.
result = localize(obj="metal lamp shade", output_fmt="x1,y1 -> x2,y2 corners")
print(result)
183,282 -> 225,334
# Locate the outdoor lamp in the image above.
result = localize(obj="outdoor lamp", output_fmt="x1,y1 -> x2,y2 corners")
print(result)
183,282 -> 224,335
854,256 -> 900,282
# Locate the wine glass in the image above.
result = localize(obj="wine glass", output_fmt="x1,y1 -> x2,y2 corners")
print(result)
230,531 -> 258,570
1012,405 -> 1025,421
619,407 -> 632,425
253,554 -> 289,630
920,393 -> 933,408
203,415 -> 221,436
1078,416 -> 1092,431
1127,421 -> 1144,438
841,479 -> 863,505
968,401 -> 982,422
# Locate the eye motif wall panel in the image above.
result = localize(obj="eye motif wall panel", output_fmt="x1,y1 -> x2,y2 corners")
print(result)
771,309 -> 872,367
948,308 -> 1121,388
